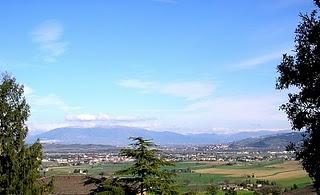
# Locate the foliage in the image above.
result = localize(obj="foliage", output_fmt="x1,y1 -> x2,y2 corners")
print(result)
315,0 -> 320,8
254,185 -> 282,195
74,169 -> 81,173
292,183 -> 298,190
205,184 -> 219,195
255,179 -> 276,186
116,137 -> 178,195
93,179 -> 125,195
46,176 -> 54,193
276,8 -> 320,191
0,73 -> 46,194
224,188 -> 237,195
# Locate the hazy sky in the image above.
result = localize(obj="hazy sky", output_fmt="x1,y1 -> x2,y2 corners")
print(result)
0,0 -> 315,133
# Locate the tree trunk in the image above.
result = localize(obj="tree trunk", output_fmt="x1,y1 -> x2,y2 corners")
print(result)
140,183 -> 143,195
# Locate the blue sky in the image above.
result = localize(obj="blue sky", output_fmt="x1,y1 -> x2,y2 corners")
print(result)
0,0 -> 315,134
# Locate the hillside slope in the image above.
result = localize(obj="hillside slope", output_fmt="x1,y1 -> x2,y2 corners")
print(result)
229,132 -> 304,149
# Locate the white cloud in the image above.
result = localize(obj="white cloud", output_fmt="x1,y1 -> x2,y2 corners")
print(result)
178,93 -> 289,132
23,85 -> 289,134
24,86 -> 155,132
124,93 -> 289,134
185,94 -> 284,119
32,20 -> 68,63
26,92 -> 290,133
30,94 -> 81,111
27,114 -> 157,132
65,114 -> 152,122
27,122 -> 74,133
230,48 -> 292,70
23,85 -> 34,96
24,86 -> 80,112
118,79 -> 215,101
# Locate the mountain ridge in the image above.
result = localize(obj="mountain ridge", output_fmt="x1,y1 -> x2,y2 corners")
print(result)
27,126 -> 290,146
229,132 -> 304,149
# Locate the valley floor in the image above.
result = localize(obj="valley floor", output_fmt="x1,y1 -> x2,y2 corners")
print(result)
43,160 -> 313,194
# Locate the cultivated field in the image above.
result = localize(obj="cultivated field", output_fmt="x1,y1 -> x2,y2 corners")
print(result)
194,160 -> 311,187
41,176 -> 96,194
46,163 -> 128,177
46,160 -> 313,194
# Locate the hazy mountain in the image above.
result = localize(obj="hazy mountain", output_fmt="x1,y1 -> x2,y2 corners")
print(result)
26,126 -> 290,146
229,132 -> 304,149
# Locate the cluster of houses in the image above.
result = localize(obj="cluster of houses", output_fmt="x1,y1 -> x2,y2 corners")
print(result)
219,179 -> 277,192
43,153 -> 134,166
42,145 -> 295,166
164,150 -> 295,163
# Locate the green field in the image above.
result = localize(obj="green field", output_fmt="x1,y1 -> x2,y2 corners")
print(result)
46,163 -> 128,177
46,160 -> 312,194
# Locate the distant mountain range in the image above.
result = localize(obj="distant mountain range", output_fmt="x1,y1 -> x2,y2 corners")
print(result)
26,126 -> 291,146
229,132 -> 304,149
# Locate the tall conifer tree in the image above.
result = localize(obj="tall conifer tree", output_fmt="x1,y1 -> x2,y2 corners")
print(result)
116,137 -> 178,195
0,73 -> 44,194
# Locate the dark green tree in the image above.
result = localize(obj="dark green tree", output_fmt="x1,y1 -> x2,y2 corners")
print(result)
224,188 -> 237,195
315,0 -> 320,8
0,73 -> 45,194
276,9 -> 320,193
292,183 -> 298,190
254,186 -> 282,195
116,137 -> 178,195
93,179 -> 125,195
